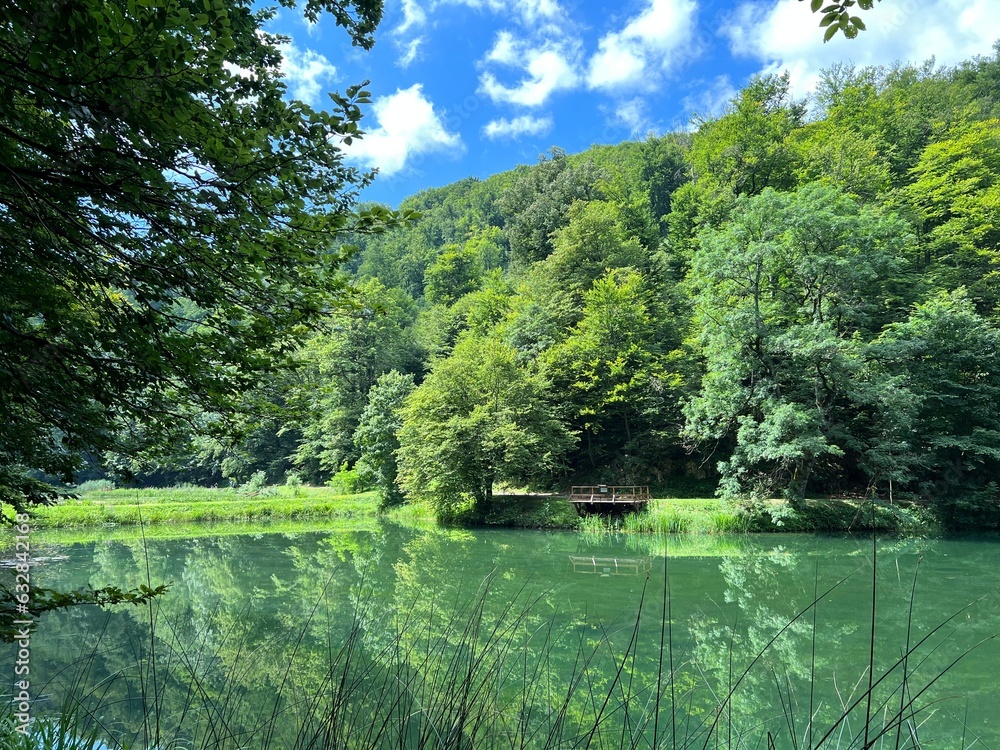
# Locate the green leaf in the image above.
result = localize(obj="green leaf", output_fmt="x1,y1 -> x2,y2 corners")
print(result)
811,0 -> 823,12
850,15 -> 866,29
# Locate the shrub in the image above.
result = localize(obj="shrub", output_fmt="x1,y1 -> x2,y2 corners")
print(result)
238,471 -> 275,497
327,464 -> 370,495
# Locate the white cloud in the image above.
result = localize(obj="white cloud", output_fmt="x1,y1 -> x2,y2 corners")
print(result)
483,114 -> 554,139
479,35 -> 581,107
604,97 -> 652,136
346,84 -> 462,176
393,0 -> 561,38
486,30 -> 519,65
587,0 -> 698,90
682,75 -> 738,121
397,36 -> 424,67
723,0 -> 1000,98
398,0 -> 427,34
444,0 -> 562,25
279,43 -> 337,105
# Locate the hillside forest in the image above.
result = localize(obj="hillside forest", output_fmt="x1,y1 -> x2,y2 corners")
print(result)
98,49 -> 1000,528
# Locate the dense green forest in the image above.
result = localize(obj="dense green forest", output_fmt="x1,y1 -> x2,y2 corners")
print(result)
53,46 -> 1000,527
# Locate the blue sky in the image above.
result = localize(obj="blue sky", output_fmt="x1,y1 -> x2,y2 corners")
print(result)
266,0 -> 1000,206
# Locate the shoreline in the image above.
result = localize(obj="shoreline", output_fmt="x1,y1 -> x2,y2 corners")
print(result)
2,485 -> 937,538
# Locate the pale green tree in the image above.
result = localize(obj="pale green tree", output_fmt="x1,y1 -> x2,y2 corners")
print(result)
397,336 -> 574,512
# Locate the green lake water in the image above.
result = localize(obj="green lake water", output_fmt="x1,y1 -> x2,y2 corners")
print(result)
5,524 -> 1000,749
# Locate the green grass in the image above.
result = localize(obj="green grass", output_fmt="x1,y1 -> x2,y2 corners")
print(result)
5,485 -> 935,536
10,486 -> 380,528
18,517 -> 383,547
578,499 -> 748,536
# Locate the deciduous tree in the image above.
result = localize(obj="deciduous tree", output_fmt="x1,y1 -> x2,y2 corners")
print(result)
397,337 -> 574,512
0,0 -> 406,502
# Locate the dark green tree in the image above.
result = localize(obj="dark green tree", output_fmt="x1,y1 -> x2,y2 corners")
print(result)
543,269 -> 681,480
293,279 -> 420,479
498,148 -> 605,265
0,0 -> 407,503
871,290 -> 1000,526
354,370 -> 415,507
683,183 -> 914,503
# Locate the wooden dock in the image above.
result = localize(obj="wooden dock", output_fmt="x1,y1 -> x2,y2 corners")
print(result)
568,485 -> 651,515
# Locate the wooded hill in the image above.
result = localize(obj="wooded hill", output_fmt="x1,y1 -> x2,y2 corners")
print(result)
118,48 -> 1000,528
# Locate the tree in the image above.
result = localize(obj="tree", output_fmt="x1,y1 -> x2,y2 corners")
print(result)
683,183 -> 914,502
687,74 -> 804,200
0,0 -> 408,503
354,371 -> 415,507
543,269 -> 682,480
870,291 -> 1000,526
639,134 -> 691,231
498,149 -> 606,265
905,119 -> 1000,311
396,336 -> 574,513
293,279 -> 419,479
424,244 -> 484,305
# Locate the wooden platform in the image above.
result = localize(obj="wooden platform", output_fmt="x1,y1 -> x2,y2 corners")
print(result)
568,485 -> 651,515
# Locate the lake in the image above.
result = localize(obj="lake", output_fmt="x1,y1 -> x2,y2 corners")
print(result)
5,524 -> 1000,749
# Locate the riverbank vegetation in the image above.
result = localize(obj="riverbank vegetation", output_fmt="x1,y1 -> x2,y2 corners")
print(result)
11,483 -> 935,535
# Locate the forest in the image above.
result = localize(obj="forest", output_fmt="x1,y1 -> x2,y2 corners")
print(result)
0,0 -> 1000,527
31,41 -> 1000,529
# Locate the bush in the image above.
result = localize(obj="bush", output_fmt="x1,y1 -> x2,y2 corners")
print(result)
327,465 -> 370,495
237,471 -> 276,498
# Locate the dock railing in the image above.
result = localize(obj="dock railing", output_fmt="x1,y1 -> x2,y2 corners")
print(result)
568,485 -> 651,506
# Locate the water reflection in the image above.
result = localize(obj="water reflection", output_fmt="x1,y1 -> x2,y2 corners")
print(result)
3,526 -> 998,749
568,555 -> 653,576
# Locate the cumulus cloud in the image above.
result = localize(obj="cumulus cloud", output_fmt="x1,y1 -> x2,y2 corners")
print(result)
479,34 -> 581,107
279,43 -> 337,105
397,0 -> 427,34
346,84 -> 462,176
587,0 -> 698,91
723,0 -> 1000,97
483,114 -> 554,139
486,30 -> 519,65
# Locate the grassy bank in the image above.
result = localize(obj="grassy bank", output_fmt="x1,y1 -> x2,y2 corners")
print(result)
577,496 -> 934,535
6,486 -> 380,528
3,485 -> 934,536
